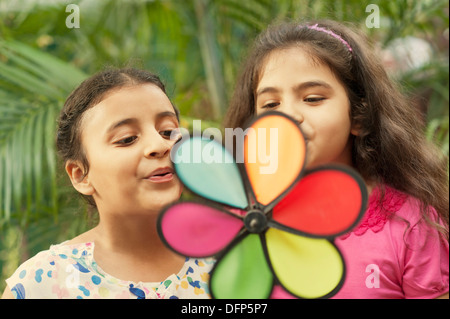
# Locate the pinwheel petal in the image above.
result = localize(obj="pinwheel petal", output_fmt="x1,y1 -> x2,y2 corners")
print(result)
210,234 -> 273,299
265,228 -> 344,299
244,113 -> 305,207
272,166 -> 367,237
172,136 -> 248,209
158,202 -> 243,257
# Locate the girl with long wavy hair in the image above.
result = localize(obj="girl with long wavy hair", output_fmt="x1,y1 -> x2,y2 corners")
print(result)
224,20 -> 449,298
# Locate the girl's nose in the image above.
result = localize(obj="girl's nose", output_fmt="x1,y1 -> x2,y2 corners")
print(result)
144,133 -> 171,159
279,103 -> 304,125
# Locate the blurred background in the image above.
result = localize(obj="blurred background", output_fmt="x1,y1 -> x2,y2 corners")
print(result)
0,0 -> 448,292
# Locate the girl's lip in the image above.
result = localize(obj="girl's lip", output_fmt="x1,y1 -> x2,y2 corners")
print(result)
146,167 -> 174,183
148,173 -> 174,183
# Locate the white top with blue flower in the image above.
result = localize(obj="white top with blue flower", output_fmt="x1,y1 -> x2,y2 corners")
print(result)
6,241 -> 214,299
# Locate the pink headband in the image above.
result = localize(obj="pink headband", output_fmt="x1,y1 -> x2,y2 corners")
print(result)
307,23 -> 353,53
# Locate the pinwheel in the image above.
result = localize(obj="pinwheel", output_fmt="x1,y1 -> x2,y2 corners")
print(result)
157,111 -> 367,299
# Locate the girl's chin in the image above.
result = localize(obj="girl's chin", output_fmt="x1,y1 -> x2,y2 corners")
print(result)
145,191 -> 182,211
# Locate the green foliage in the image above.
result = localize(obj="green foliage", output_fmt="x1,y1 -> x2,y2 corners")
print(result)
0,0 -> 448,293
0,40 -> 88,221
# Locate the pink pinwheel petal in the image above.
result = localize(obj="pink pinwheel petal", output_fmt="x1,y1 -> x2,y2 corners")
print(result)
159,202 -> 243,257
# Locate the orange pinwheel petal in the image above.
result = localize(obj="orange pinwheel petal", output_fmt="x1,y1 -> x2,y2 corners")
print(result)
244,113 -> 305,207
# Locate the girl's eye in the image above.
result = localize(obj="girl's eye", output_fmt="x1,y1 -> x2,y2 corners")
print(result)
304,97 -> 326,104
160,129 -> 181,141
115,136 -> 137,145
262,102 -> 280,109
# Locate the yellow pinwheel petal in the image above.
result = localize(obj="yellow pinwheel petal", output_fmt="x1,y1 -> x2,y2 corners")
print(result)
265,228 -> 344,299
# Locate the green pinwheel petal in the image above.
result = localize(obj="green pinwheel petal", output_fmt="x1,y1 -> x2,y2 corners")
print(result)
210,234 -> 273,299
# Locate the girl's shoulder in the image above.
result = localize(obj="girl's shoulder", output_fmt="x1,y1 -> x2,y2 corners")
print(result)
341,184 -> 409,238
336,185 -> 449,298
10,240 -> 93,274
342,183 -> 446,241
5,241 -> 94,299
341,184 -> 445,239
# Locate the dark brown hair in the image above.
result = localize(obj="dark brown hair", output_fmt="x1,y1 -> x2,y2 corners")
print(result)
56,67 -> 179,207
224,20 -> 449,238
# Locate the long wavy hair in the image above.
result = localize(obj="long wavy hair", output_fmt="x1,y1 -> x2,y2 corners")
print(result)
224,20 -> 449,238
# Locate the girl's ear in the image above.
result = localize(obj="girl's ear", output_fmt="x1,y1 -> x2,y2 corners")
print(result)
351,123 -> 361,136
65,161 -> 95,196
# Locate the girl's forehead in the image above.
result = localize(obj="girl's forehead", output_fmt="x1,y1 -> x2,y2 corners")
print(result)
258,47 -> 332,83
264,46 -> 324,68
79,84 -> 172,131
259,48 -> 311,78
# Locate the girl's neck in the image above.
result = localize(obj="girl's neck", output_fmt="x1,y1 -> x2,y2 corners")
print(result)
92,214 -> 164,256
88,214 -> 186,283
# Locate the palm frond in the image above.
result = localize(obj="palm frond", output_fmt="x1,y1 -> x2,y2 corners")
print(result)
0,40 -> 88,223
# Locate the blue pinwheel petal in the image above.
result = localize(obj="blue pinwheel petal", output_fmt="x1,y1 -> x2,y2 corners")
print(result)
172,136 -> 248,209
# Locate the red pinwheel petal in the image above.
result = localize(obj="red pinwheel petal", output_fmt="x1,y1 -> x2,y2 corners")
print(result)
272,166 -> 367,237
158,202 -> 243,257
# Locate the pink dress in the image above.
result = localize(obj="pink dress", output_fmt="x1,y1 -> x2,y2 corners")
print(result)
332,186 -> 449,298
271,185 -> 449,299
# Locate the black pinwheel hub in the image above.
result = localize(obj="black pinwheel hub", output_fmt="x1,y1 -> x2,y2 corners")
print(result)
244,210 -> 268,233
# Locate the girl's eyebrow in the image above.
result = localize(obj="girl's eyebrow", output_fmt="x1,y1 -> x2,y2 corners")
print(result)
256,80 -> 333,97
107,118 -> 138,134
156,111 -> 178,120
106,112 -> 178,134
293,80 -> 332,92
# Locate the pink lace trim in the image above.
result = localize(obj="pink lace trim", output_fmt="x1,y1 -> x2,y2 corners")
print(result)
340,185 -> 408,239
